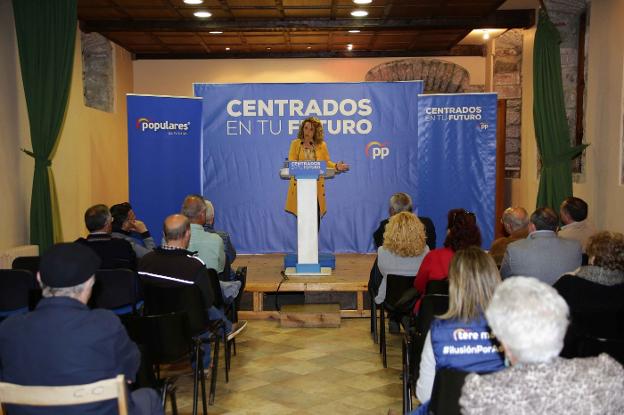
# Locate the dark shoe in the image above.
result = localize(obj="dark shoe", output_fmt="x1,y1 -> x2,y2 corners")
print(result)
389,319 -> 400,334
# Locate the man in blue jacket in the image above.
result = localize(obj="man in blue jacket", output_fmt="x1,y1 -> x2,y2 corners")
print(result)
0,243 -> 162,415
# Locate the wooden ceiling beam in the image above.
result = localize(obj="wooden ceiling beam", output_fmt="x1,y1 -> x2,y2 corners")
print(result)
133,45 -> 485,60
81,10 -> 535,33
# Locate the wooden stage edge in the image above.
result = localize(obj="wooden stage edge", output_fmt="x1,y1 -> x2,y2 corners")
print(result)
236,253 -> 376,320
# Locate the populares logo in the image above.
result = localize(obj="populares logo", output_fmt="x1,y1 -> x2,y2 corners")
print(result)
365,141 -> 390,159
135,117 -> 191,135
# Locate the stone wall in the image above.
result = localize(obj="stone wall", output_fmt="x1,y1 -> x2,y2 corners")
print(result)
493,30 -> 524,178
81,31 -> 114,112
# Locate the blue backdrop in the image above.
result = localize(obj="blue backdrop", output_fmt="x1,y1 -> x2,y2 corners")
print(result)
417,93 -> 498,248
194,82 -> 423,254
127,94 -> 203,244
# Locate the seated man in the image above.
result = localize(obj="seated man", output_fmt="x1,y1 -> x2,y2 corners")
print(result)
559,196 -> 596,253
373,192 -> 436,250
0,243 -> 162,415
182,195 -> 241,302
203,199 -> 236,273
110,202 -> 155,258
76,204 -> 137,270
489,207 -> 529,267
139,214 -> 246,353
500,207 -> 582,285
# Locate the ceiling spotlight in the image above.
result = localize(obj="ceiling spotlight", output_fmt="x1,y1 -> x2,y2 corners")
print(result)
307,46 -> 312,49
266,47 -> 271,51
225,47 -> 230,51
193,11 -> 212,18
209,31 -> 223,34
184,0 -> 203,4
353,0 -> 372,4
348,29 -> 361,33
482,30 -> 490,40
350,10 -> 368,17
347,44 -> 353,51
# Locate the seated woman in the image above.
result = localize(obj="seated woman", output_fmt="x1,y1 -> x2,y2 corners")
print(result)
374,212 -> 429,305
413,247 -> 505,413
412,209 -> 481,314
554,231 -> 624,358
460,277 -> 624,414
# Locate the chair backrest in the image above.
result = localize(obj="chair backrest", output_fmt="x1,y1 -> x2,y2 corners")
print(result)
11,256 -> 40,275
0,375 -> 128,415
428,368 -> 470,415
385,274 -> 417,306
90,269 -> 139,311
426,279 -> 449,295
0,269 -> 37,312
417,294 -> 450,335
140,276 -> 208,337
206,268 -> 225,309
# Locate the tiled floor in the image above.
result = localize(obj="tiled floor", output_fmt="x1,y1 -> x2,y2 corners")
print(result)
167,318 -> 404,414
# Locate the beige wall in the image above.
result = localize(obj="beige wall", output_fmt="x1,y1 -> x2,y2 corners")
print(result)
133,56 -> 485,96
582,0 -> 624,232
0,0 -> 134,250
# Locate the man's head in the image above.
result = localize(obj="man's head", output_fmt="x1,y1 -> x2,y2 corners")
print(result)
560,197 -> 588,225
529,207 -> 559,233
110,202 -> 134,232
38,243 -> 101,304
84,204 -> 112,233
388,192 -> 413,216
204,199 -> 215,226
163,214 -> 191,248
501,207 -> 529,235
181,194 -> 206,225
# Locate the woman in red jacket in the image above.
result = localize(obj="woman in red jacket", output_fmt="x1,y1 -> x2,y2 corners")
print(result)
413,208 -> 481,313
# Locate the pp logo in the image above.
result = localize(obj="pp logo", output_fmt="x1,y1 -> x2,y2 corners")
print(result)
365,141 -> 390,160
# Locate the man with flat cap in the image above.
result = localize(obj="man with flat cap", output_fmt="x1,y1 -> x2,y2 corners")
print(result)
0,243 -> 162,415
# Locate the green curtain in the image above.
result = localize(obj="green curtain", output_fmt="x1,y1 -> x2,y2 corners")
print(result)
13,0 -> 76,252
533,9 -> 588,212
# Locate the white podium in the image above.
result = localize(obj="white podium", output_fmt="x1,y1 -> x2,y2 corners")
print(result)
281,161 -> 334,276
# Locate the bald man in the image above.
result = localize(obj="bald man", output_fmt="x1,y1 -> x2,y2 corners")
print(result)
489,207 -> 529,267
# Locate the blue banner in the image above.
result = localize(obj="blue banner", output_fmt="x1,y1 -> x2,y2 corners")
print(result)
194,82 -> 423,254
127,94 -> 203,244
417,93 -> 498,248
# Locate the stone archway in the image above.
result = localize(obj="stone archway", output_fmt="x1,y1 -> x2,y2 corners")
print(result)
364,58 -> 472,93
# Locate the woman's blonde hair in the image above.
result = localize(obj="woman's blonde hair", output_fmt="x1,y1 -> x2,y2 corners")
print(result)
297,117 -> 324,144
382,212 -> 426,257
440,246 -> 501,321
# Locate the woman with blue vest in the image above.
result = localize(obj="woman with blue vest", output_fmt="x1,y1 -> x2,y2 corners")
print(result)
412,246 -> 505,414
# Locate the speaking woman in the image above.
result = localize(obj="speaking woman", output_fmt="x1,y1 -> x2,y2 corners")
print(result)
285,117 -> 349,218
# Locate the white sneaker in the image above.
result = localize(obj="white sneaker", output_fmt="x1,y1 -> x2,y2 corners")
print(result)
227,320 -> 247,342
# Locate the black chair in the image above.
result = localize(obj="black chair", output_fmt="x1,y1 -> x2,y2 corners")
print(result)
205,268 -> 235,381
562,309 -> 624,365
0,269 -> 38,321
403,293 -> 449,408
140,279 -> 222,406
90,268 -> 141,315
11,256 -> 40,275
425,279 -> 449,295
368,258 -> 383,344
379,274 -> 417,368
428,368 -> 470,415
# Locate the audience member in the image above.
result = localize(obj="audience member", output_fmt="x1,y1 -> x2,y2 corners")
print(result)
203,199 -> 237,281
76,204 -> 137,270
412,209 -> 481,314
0,243 -> 162,415
554,231 -> 624,357
373,192 -> 436,250
500,207 -> 581,284
110,202 -> 155,258
412,247 -> 504,414
460,277 -> 624,414
139,214 -> 246,351
375,212 -> 429,305
558,196 -> 596,252
182,195 -> 241,302
488,207 -> 529,267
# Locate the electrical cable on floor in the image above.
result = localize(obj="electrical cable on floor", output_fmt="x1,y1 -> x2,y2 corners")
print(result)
275,269 -> 288,311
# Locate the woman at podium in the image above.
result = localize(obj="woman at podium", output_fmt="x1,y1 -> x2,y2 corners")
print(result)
285,117 -> 349,218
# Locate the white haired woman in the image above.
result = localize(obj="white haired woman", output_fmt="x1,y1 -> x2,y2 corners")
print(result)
460,277 -> 624,414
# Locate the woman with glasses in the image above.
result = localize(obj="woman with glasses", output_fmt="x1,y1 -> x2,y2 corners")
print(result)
412,208 -> 481,314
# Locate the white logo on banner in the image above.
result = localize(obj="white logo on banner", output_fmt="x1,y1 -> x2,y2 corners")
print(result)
424,106 -> 483,121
